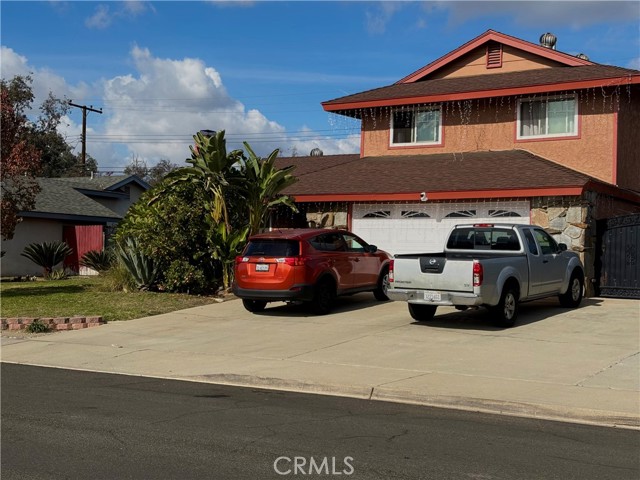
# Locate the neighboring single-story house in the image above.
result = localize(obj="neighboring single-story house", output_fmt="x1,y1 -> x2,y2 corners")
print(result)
1,175 -> 149,277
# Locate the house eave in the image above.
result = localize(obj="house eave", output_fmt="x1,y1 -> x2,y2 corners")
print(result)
19,211 -> 121,224
290,187 -> 587,203
322,75 -> 640,115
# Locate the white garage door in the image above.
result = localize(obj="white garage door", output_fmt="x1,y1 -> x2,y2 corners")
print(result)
352,201 -> 531,256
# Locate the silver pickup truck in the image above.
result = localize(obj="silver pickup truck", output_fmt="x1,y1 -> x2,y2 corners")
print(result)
387,224 -> 585,327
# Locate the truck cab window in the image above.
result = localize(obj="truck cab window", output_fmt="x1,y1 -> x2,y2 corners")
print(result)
523,229 -> 538,255
533,229 -> 559,255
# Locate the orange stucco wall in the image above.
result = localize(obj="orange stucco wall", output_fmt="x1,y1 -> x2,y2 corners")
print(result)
361,92 -> 619,185
615,86 -> 640,192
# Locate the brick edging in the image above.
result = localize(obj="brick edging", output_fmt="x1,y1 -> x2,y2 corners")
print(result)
1,316 -> 105,331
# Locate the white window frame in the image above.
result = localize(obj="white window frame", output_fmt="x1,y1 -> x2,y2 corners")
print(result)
390,106 -> 442,146
517,95 -> 578,140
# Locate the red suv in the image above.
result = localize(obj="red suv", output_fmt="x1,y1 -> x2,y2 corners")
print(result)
233,229 -> 392,314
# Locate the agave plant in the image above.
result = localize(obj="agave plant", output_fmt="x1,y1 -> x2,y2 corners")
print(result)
21,241 -> 73,278
80,249 -> 115,273
115,237 -> 159,291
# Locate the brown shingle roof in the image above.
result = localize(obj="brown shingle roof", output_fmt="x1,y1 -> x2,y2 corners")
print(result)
275,150 -> 593,198
323,65 -> 639,115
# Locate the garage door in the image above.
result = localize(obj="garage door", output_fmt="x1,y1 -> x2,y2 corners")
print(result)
352,201 -> 530,256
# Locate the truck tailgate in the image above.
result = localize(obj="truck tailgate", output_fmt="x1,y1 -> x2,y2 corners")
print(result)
394,255 -> 474,292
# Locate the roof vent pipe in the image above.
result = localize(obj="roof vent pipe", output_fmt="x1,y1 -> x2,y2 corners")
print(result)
539,32 -> 557,50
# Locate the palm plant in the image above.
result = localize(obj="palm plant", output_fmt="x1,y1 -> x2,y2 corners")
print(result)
21,241 -> 73,278
80,249 -> 115,273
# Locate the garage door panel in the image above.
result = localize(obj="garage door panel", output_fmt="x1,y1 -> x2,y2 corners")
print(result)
352,202 -> 530,257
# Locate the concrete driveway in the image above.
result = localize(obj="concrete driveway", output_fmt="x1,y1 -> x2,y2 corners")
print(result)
2,294 -> 639,428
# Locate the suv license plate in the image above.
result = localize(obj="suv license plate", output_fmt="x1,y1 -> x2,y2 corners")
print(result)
255,264 -> 269,272
424,291 -> 441,301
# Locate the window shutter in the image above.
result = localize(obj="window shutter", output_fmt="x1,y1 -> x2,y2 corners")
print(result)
486,42 -> 502,69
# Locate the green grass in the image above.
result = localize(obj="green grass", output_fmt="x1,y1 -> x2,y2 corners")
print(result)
0,276 -> 224,322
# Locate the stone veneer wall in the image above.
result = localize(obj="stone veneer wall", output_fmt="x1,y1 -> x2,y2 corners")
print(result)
531,196 -> 595,296
303,203 -> 349,230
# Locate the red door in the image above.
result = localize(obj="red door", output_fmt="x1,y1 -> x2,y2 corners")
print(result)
63,225 -> 104,272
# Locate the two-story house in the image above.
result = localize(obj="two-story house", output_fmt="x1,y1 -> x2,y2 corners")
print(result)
273,30 -> 640,296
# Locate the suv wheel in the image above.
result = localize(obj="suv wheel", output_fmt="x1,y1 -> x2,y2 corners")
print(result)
242,299 -> 267,313
310,279 -> 335,315
373,266 -> 390,301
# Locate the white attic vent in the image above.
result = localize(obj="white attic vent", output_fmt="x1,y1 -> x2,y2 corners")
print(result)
486,42 -> 502,69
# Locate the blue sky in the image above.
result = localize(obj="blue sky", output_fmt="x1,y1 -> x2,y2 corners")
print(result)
2,1 -> 639,172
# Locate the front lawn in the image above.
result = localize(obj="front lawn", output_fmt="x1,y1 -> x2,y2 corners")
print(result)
0,276 -> 225,322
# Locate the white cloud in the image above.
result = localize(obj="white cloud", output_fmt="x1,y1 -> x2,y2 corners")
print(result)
366,1 -> 406,35
628,57 -> 640,70
1,45 -> 359,171
0,46 -> 90,115
85,5 -> 112,29
85,1 -> 154,30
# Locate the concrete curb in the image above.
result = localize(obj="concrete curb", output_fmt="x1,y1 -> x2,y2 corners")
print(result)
3,361 -> 637,430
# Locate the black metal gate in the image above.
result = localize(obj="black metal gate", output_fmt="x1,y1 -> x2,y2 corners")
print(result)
596,213 -> 640,299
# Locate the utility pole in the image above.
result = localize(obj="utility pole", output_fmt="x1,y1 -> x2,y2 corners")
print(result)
68,101 -> 102,169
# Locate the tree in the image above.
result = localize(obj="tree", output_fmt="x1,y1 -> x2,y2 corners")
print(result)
124,156 -> 180,185
30,92 -> 97,178
1,76 -> 41,240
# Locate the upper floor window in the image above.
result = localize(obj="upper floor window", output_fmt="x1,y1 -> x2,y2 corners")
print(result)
391,107 -> 442,146
517,95 -> 578,139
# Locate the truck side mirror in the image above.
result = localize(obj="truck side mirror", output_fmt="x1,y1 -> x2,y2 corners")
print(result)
366,245 -> 378,253
558,243 -> 568,252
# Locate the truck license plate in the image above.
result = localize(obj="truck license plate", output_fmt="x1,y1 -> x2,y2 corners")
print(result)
255,264 -> 269,272
424,291 -> 441,301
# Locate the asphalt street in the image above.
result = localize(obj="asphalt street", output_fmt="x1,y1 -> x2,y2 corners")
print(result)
2,364 -> 639,480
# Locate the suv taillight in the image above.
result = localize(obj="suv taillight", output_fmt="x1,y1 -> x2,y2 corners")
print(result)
389,260 -> 394,283
282,257 -> 307,266
235,256 -> 247,265
473,260 -> 483,287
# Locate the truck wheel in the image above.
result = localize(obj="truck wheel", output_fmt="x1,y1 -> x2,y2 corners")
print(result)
242,299 -> 267,313
559,270 -> 584,308
408,304 -> 437,322
310,279 -> 335,315
373,266 -> 390,301
490,286 -> 518,328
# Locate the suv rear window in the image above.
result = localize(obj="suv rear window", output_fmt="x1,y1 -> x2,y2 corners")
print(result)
447,228 -> 521,251
244,239 -> 299,257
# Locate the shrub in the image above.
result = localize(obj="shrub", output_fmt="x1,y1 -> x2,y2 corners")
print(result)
25,319 -> 50,334
80,249 -> 114,273
48,268 -> 69,280
163,259 -> 210,294
21,241 -> 73,278
100,263 -> 136,292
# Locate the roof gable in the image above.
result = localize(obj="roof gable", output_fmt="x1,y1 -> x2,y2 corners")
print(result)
397,30 -> 593,84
